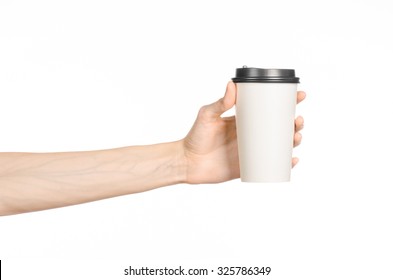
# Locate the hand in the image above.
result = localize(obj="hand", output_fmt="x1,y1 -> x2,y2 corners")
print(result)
182,81 -> 306,184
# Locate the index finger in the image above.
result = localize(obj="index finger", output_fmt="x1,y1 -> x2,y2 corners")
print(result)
297,91 -> 306,104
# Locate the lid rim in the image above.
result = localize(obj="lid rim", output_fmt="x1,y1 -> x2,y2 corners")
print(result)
232,67 -> 300,83
232,79 -> 300,83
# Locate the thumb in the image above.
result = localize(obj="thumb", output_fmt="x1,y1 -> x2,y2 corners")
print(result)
203,81 -> 236,118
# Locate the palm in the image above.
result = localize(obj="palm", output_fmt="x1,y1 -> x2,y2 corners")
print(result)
184,112 -> 239,184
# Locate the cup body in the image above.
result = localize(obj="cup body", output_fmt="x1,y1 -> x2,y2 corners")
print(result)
235,82 -> 298,182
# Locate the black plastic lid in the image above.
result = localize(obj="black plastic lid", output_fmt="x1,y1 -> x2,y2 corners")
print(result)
232,66 -> 299,83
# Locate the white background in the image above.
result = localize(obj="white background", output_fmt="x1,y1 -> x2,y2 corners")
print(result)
1,0 -> 393,279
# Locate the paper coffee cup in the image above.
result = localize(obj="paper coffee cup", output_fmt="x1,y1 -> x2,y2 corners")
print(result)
232,67 -> 300,182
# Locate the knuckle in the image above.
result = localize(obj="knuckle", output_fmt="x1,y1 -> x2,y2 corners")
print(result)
198,105 -> 208,117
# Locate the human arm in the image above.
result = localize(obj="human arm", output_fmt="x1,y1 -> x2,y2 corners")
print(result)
0,81 -> 305,216
0,141 -> 186,215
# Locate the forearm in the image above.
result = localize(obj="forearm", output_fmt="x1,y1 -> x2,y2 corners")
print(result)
0,141 -> 186,216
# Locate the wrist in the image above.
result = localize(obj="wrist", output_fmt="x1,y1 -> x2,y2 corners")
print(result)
173,139 -> 188,184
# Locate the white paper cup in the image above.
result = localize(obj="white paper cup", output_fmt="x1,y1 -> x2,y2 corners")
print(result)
232,67 -> 300,182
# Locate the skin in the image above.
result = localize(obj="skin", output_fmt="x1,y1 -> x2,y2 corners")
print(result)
0,82 -> 305,216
